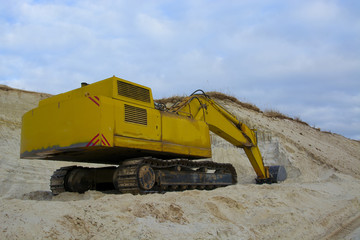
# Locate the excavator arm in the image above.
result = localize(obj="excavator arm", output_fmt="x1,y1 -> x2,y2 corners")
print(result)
168,91 -> 287,183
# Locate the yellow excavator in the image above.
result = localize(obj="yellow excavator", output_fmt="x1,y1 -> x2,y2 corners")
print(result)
20,76 -> 286,195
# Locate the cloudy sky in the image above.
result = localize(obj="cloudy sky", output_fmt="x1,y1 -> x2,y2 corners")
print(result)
1,0 -> 359,140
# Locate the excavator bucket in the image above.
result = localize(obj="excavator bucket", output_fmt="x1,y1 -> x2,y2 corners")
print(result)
256,165 -> 287,184
269,165 -> 287,183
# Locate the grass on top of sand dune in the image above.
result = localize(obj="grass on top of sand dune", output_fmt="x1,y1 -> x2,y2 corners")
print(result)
156,92 -> 309,126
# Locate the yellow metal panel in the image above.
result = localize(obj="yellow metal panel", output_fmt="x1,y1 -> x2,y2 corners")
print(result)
162,142 -> 211,158
39,77 -> 114,107
161,111 -> 211,157
21,95 -> 102,155
113,135 -> 162,152
189,146 -> 211,158
162,142 -> 189,156
114,102 -> 161,142
99,96 -> 115,147
114,105 -> 211,158
39,76 -> 154,109
21,76 -> 212,162
112,77 -> 154,108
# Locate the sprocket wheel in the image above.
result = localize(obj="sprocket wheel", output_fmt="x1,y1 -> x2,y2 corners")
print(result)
137,165 -> 156,190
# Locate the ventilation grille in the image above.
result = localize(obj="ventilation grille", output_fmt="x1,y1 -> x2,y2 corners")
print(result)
118,80 -> 151,103
124,104 -> 147,125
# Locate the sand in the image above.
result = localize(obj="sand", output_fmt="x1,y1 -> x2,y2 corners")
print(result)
0,85 -> 359,239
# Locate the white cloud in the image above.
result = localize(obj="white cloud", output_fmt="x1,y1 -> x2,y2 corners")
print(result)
0,0 -> 359,139
177,50 -> 224,78
136,13 -> 174,40
295,0 -> 340,23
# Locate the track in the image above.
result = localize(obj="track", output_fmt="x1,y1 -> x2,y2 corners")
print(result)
50,166 -> 77,195
50,157 -> 237,195
114,158 -> 237,194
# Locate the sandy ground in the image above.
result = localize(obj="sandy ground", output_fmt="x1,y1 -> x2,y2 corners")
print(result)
0,86 -> 359,239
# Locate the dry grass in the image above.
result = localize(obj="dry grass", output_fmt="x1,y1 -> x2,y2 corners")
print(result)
0,84 -> 52,98
206,92 -> 261,112
0,85 -> 13,91
264,109 -> 293,120
155,96 -> 185,105
264,109 -> 309,126
156,92 -> 309,126
155,92 -> 261,113
294,116 -> 309,126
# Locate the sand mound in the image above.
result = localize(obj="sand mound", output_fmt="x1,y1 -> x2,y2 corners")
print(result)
0,86 -> 359,239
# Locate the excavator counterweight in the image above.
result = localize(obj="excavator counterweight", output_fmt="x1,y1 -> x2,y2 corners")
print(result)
20,76 -> 286,194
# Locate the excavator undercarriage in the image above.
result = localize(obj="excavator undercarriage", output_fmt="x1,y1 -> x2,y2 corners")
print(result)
50,158 -> 237,195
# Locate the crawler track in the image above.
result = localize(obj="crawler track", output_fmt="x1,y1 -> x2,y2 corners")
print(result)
50,166 -> 77,195
114,158 -> 237,194
50,157 -> 237,195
